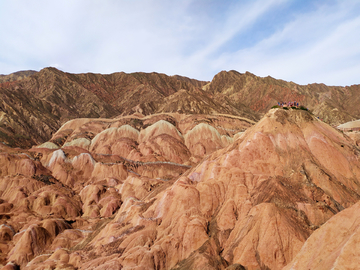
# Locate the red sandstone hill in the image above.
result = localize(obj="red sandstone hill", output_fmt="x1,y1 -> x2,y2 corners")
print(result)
1,68 -> 360,148
1,109 -> 360,269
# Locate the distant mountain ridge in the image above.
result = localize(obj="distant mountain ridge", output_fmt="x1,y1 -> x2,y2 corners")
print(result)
204,70 -> 360,123
0,67 -> 359,147
0,70 -> 37,83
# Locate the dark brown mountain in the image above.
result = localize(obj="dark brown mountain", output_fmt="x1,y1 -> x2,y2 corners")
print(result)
1,68 -> 360,148
0,68 -> 256,148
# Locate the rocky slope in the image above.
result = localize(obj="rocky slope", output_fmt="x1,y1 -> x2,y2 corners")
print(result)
283,199 -> 360,270
1,109 -> 360,269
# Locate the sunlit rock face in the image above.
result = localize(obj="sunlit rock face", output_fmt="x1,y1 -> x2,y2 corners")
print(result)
1,109 -> 360,269
283,200 -> 360,270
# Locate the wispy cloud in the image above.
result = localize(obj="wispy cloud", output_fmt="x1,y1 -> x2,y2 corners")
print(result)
0,0 -> 359,85
188,0 -> 287,58
212,0 -> 360,85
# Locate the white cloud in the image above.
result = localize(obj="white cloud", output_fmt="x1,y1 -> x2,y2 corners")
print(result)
212,0 -> 360,85
0,0 -> 359,85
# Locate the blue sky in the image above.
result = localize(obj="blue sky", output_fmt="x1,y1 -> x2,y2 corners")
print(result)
0,0 -> 360,86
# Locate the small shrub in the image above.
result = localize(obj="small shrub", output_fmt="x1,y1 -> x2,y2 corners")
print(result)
272,105 -> 280,109
131,118 -> 143,129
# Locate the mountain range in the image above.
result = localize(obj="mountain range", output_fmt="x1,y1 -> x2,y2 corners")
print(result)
1,67 -> 360,148
0,68 -> 360,270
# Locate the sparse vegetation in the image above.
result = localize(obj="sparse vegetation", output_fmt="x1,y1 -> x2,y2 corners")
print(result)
32,174 -> 55,185
131,118 -> 143,129
14,134 -> 30,140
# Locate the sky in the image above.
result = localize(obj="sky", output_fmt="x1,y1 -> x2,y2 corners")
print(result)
1,0 -> 360,86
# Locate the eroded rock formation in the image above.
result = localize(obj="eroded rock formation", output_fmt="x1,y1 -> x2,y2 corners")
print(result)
1,109 -> 359,269
0,113 -> 253,269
